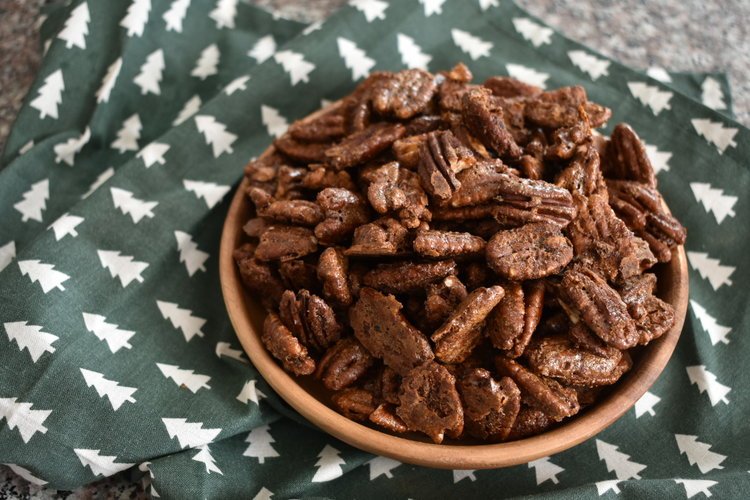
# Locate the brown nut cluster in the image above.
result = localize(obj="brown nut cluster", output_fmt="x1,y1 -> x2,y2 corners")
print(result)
234,64 -> 685,444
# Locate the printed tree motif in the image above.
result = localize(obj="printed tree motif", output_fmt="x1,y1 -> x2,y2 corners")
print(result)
14,179 -> 49,222
134,49 -> 165,95
644,143 -> 671,174
451,29 -> 492,60
350,0 -> 388,22
453,470 -> 476,483
174,231 -> 209,276
528,457 -> 564,485
568,50 -> 610,80
157,363 -> 211,393
243,424 -> 280,463
252,487 -> 274,500
646,66 -> 672,83
111,187 -> 157,224
18,259 -> 70,293
111,114 -> 142,153
183,179 -> 230,209
74,449 -> 134,477
690,300 -> 731,345
173,95 -> 202,126
302,20 -> 323,36
209,0 -> 237,29
195,115 -> 236,157
82,167 -> 115,199
674,479 -> 718,499
312,445 -> 345,482
0,241 -> 15,272
96,58 -> 122,103
138,462 -> 159,498
237,379 -> 266,405
260,105 -> 288,138
191,44 -> 220,80
595,480 -> 621,496
4,321 -> 58,362
54,127 -> 91,166
156,300 -> 206,342
687,251 -> 734,290
163,0 -> 190,32
3,465 -> 47,486
367,456 -> 401,480
686,365 -> 731,406
634,390 -> 660,418
628,82 -> 672,115
225,75 -> 250,95
30,69 -> 64,119
120,0 -> 151,37
82,312 -> 136,353
701,77 -> 725,110
97,250 -> 149,287
248,35 -> 276,63
690,182 -> 737,224
162,418 -> 222,449
215,342 -> 248,363
691,118 -> 738,154
0,398 -> 51,443
80,368 -> 137,411
596,439 -> 647,480
19,140 -> 34,155
274,50 -> 315,86
397,33 -> 431,70
337,37 -> 375,81
137,141 -> 170,168
57,2 -> 90,49
48,213 -> 84,241
418,0 -> 446,16
512,17 -> 553,47
478,0 -> 499,10
193,445 -> 223,474
675,434 -> 726,474
506,63 -> 549,89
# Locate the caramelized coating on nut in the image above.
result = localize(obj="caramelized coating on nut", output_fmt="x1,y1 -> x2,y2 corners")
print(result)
316,337 -> 374,391
459,369 -> 522,441
317,247 -> 353,307
262,312 -> 315,376
486,223 -> 574,281
414,230 -> 486,258
363,259 -> 457,294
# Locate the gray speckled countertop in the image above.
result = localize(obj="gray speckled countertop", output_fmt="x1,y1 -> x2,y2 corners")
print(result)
1,0 -> 748,496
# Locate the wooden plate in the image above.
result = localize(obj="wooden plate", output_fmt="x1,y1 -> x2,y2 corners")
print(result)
219,119 -> 689,470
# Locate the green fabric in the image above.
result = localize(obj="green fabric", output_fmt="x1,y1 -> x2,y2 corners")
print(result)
0,1 -> 747,498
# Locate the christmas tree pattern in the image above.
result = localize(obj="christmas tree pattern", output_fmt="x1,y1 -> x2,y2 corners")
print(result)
691,118 -> 738,154
111,187 -> 158,224
701,77 -> 726,110
163,0 -> 190,32
337,37 -> 376,81
596,439 -> 647,480
595,480 -> 621,496
97,250 -> 149,287
195,115 -> 236,157
274,50 -> 316,86
156,300 -> 206,342
18,259 -> 70,293
252,487 -> 274,500
643,143 -> 671,174
453,470 -> 476,483
120,0 -> 151,37
57,2 -> 90,49
0,241 -> 16,272
82,312 -> 136,354
30,70 -> 64,119
451,29 -> 492,60
674,479 -> 718,499
193,445 -> 223,474
646,66 -> 672,83
173,95 -> 202,126
137,141 -> 170,168
14,179 -> 49,223
690,300 -> 731,345
628,82 -> 672,115
3,321 -> 58,363
367,456 -> 401,480
690,182 -> 737,224
418,0 -> 446,17
397,33 -> 431,70
248,35 -> 276,63
512,17 -> 553,47
686,365 -> 731,406
74,449 -> 134,477
157,363 -> 211,393
350,0 -> 388,22
48,213 -> 84,241
506,63 -> 548,89
243,424 -> 279,463
162,418 -> 222,449
134,49 -> 165,95
0,398 -> 52,443
687,251 -> 735,290
215,341 -> 247,363
82,167 -> 115,199
19,140 -> 34,155
80,368 -> 137,411
634,390 -> 660,418
96,58 -> 122,103
111,114 -> 142,153
225,75 -> 250,95
675,434 -> 726,474
568,50 -> 610,80
209,0 -> 237,29
311,445 -> 345,482
302,20 -> 323,36
54,127 -> 91,166
260,105 -> 288,138
528,457 -> 564,485
183,179 -> 230,209
3,464 -> 47,486
236,379 -> 266,405
174,231 -> 209,276
478,0 -> 499,10
191,44 -> 220,80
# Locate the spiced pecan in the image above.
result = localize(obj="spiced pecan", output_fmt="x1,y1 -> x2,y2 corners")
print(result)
301,164 -> 357,191
367,162 -> 431,228
317,247 -> 353,307
316,337 -> 374,391
555,144 -> 605,197
483,76 -> 543,98
345,217 -> 411,257
369,404 -> 409,433
604,123 -> 657,187
273,165 -> 306,200
491,174 -> 577,227
242,218 -> 269,238
446,160 -> 516,208
315,188 -> 370,245
278,259 -> 319,292
405,115 -> 443,135
279,289 -> 342,352
413,230 -> 486,258
332,387 -> 377,421
423,275 -> 468,329
508,406 -> 554,440
417,130 -> 476,200
485,281 -> 545,358
525,86 -> 611,128
546,120 -> 591,161
325,122 -> 406,169
392,133 -> 428,169
248,187 -> 324,227
262,312 -> 315,376
438,63 -> 476,112
371,69 -> 437,119
462,87 -> 522,158
486,223 -> 573,280
255,225 -> 318,262
288,109 -> 346,143
462,261 -> 491,290
363,259 -> 457,294
233,244 -> 285,309
274,135 -> 329,163
618,275 -> 674,344
458,368 -> 521,441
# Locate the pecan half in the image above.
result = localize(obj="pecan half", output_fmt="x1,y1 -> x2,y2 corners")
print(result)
317,247 -> 352,307
255,225 -> 318,262
485,281 -> 545,358
316,337 -> 374,390
315,188 -> 370,245
288,109 -> 346,143
392,133 -> 428,169
483,76 -> 542,98
417,130 -> 476,200
525,86 -> 611,128
604,123 -> 657,187
248,187 -> 324,227
486,223 -> 573,280
278,259 -> 319,293
274,135 -> 329,163
233,244 -> 285,309
462,87 -> 522,158
345,217 -> 411,257
371,69 -> 437,119
369,404 -> 409,433
458,368 -> 521,441
325,122 -> 406,169
332,387 -> 377,421
425,275 -> 469,329
492,174 -> 577,227
262,312 -> 315,376
367,162 -> 430,228
279,289 -> 342,352
301,164 -> 357,191
414,230 -> 486,258
508,406 -> 554,440
363,259 -> 457,294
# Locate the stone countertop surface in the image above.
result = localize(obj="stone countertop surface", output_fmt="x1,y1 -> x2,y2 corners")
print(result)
1,0 -> 748,497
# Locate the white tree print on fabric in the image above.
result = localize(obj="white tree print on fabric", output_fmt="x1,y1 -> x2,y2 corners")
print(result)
209,0 -> 237,29
312,445 -> 345,482
512,17 -> 552,47
644,143 -> 671,174
191,44 -> 220,80
350,0 -> 388,22
163,0 -> 190,32
120,0 -> 151,37
111,114 -> 142,153
595,480 -> 621,496
82,167 -> 115,199
19,140 -> 34,155
701,77 -> 726,110
183,179 -> 230,209
506,63 -> 548,88
173,95 -> 201,126
243,424 -> 279,463
674,479 -> 718,499
225,75 -> 250,95
2,464 -> 47,486
397,34 -> 431,70
192,445 -> 223,474
478,0 -> 499,10
675,434 -> 726,474
134,49 -> 165,95
568,50 -> 610,80
252,487 -> 274,500
18,259 -> 70,293
236,379 -> 266,405
691,119 -> 738,154
48,213 -> 84,241
111,187 -> 158,224
596,439 -> 647,480
367,456 -> 401,480
3,321 -> 58,363
195,115 -> 236,157
453,470 -> 476,483
451,29 -> 492,60
30,70 -> 64,119
0,241 -> 16,272
96,58 -> 122,103
74,449 -> 134,477
137,141 -> 170,168
14,179 -> 49,223
80,368 -> 137,411
690,182 -> 737,224
163,418 -> 222,449
82,312 -> 136,354
274,50 -> 315,86
215,341 -> 248,363
686,365 -> 731,406
418,0 -> 446,17
634,390 -> 660,418
646,66 -> 671,83
337,37 -> 375,81
528,457 -> 564,485
54,127 -> 91,166
174,231 -> 209,276
57,2 -> 90,49
628,82 -> 672,115
97,250 -> 149,287
261,105 -> 289,138
687,251 -> 734,290
690,300 -> 731,346
248,35 -> 276,63
156,300 -> 206,342
0,398 -> 51,443
157,363 -> 211,393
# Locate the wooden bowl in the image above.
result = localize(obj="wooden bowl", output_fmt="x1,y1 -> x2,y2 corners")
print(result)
219,123 -> 689,470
